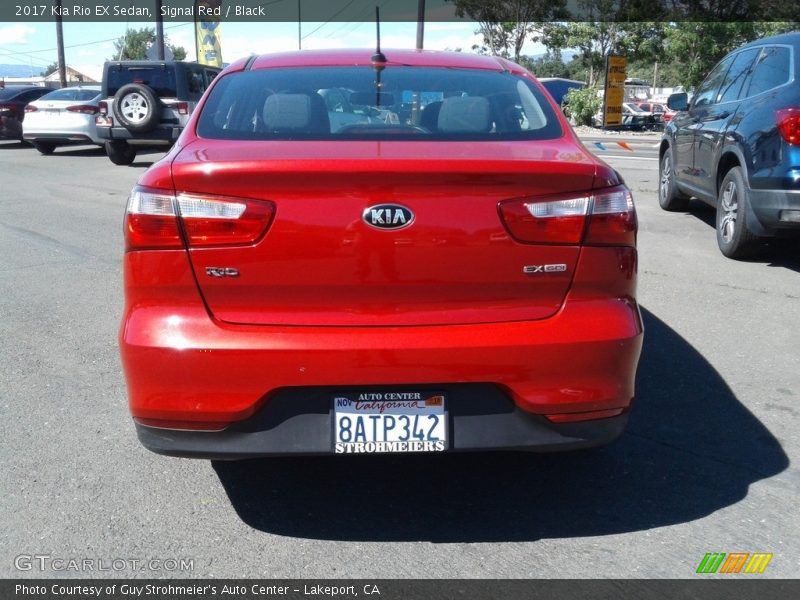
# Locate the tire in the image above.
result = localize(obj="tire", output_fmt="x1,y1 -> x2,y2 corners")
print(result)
32,142 -> 56,155
113,83 -> 160,133
105,141 -> 137,166
715,166 -> 763,259
658,150 -> 690,211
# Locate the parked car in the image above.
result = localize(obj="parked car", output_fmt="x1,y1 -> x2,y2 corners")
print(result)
120,49 -> 642,458
622,102 -> 664,130
22,85 -> 102,154
635,101 -> 676,123
659,31 -> 800,258
593,102 -> 664,130
0,85 -> 51,141
95,60 -> 220,165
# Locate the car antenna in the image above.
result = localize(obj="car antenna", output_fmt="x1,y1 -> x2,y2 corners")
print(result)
371,6 -> 386,109
371,6 -> 387,65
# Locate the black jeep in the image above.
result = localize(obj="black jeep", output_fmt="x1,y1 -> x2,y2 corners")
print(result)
96,60 -> 220,165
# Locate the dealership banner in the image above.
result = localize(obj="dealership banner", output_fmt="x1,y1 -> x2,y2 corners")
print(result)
4,579 -> 800,600
3,0 -> 797,22
195,0 -> 223,67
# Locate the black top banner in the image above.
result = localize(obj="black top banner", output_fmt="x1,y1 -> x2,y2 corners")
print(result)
2,0 -> 800,23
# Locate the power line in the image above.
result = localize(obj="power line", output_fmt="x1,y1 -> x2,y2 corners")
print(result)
302,0 -> 360,41
0,22 -> 191,58
0,48 -> 54,66
319,0 -> 392,41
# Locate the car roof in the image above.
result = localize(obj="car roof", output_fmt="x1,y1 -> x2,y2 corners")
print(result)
738,31 -> 800,51
54,85 -> 101,91
0,85 -> 46,97
103,60 -> 220,70
241,49 -> 514,73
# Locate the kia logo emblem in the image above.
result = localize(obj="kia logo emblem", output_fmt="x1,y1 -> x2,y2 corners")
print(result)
362,204 -> 414,230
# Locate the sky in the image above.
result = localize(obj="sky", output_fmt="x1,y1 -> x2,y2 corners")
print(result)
0,21 -> 547,81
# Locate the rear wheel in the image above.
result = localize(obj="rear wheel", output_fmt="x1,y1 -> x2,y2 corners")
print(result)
716,166 -> 763,259
32,142 -> 56,155
658,151 -> 689,211
105,141 -> 136,166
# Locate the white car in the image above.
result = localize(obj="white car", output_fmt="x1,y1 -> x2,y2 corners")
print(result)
22,85 -> 103,154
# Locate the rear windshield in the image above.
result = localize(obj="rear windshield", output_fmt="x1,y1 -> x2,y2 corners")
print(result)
39,88 -> 100,102
107,66 -> 177,97
196,66 -> 562,141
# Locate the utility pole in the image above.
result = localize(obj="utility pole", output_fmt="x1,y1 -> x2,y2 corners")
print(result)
155,0 -> 165,60
653,61 -> 659,93
298,0 -> 302,50
415,0 -> 425,50
55,0 -> 67,87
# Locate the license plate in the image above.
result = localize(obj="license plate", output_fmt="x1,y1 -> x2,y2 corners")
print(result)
333,392 -> 447,454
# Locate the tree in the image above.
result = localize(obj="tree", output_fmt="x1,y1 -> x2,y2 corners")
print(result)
111,27 -> 187,61
40,62 -> 59,77
660,23 -> 799,90
451,0 -> 568,62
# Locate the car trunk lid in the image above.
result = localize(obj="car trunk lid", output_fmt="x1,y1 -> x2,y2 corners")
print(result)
171,140 -> 601,327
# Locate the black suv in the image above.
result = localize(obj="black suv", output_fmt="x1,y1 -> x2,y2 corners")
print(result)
659,32 -> 800,258
96,61 -> 220,165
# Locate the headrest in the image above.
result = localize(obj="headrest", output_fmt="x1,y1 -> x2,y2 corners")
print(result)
437,96 -> 492,133
263,93 -> 313,131
262,92 -> 330,134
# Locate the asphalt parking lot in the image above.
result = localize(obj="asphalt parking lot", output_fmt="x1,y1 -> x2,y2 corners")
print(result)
1,138 -> 798,579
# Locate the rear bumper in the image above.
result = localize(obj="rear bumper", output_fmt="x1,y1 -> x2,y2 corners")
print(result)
120,247 -> 643,457
0,116 -> 22,139
97,125 -> 180,143
135,385 -> 630,459
749,188 -> 800,233
23,132 -> 100,145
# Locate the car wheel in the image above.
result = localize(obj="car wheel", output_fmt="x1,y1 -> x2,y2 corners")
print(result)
658,150 -> 689,211
32,142 -> 56,155
105,141 -> 137,166
716,166 -> 763,259
113,83 -> 161,133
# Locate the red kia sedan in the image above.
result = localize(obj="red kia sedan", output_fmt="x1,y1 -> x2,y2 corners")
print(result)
120,49 -> 643,458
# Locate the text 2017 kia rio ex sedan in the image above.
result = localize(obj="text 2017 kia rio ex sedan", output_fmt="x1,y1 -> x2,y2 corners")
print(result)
120,49 -> 643,458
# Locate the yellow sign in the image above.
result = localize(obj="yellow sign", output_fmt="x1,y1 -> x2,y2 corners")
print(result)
603,55 -> 627,127
195,1 -> 224,68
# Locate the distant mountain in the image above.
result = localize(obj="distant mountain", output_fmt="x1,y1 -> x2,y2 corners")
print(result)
0,64 -> 45,78
528,50 -> 580,62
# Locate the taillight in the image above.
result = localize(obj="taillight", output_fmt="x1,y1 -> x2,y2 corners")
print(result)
124,186 -> 275,251
66,104 -> 99,115
499,194 -> 589,244
125,187 -> 183,251
0,103 -> 15,114
777,108 -> 800,145
176,101 -> 189,115
584,187 -> 637,246
24,104 -> 38,113
98,101 -> 108,115
499,185 -> 636,247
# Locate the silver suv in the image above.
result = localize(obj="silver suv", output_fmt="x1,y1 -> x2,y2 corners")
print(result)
96,61 -> 220,165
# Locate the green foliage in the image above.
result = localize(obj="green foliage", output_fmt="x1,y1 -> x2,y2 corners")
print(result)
562,86 -> 602,126
111,27 -> 187,62
522,53 -> 571,78
450,2 -> 799,94
451,0 -> 568,62
40,62 -> 59,77
663,22 -> 798,89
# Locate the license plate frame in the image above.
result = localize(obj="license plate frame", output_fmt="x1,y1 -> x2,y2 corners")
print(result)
332,391 -> 448,454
